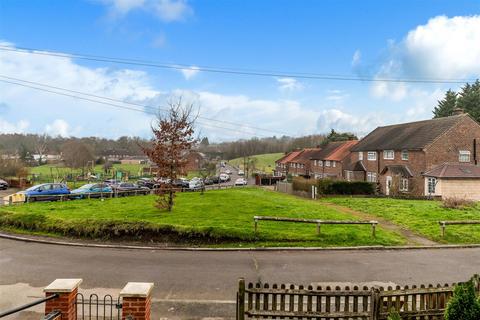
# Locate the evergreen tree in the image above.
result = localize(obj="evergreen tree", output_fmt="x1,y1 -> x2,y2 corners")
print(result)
457,80 -> 480,121
322,129 -> 357,145
433,89 -> 457,118
444,280 -> 480,320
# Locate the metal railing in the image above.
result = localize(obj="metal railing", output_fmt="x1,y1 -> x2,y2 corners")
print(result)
76,293 -> 122,320
0,293 -> 59,318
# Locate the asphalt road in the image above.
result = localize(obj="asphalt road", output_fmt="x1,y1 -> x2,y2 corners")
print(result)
1,237 -> 480,319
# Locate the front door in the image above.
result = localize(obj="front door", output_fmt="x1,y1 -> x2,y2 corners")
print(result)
386,176 -> 392,195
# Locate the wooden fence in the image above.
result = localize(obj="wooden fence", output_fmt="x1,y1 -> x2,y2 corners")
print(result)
237,275 -> 480,319
439,220 -> 480,237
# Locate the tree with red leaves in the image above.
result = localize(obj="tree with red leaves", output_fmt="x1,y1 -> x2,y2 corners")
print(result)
142,98 -> 197,211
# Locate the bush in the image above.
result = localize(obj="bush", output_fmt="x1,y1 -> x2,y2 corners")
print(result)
387,309 -> 401,320
442,197 -> 476,209
292,177 -> 317,193
444,281 -> 480,320
292,177 -> 375,196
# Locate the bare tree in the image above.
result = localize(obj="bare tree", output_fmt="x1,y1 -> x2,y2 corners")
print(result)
142,98 -> 197,211
62,141 -> 95,169
199,161 -> 216,195
33,134 -> 48,165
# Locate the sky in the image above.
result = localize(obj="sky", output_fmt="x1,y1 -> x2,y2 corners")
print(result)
0,0 -> 480,141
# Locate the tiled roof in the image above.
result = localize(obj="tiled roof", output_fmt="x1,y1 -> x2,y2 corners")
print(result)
310,140 -> 358,161
380,165 -> 414,177
290,148 -> 321,164
351,114 -> 468,151
423,163 -> 480,178
277,150 -> 303,164
345,160 -> 366,172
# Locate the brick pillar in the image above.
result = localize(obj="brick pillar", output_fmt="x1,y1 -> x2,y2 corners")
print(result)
44,279 -> 82,320
120,282 -> 154,320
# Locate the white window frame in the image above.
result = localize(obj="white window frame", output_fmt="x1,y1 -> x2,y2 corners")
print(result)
400,178 -> 409,192
383,150 -> 394,160
367,172 -> 377,182
332,161 -> 336,167
314,160 -> 317,166
459,150 -> 471,162
358,152 -> 363,161
401,150 -> 409,161
367,152 -> 377,161
427,177 -> 437,194
319,161 -> 323,167
346,170 -> 353,181
325,160 -> 331,167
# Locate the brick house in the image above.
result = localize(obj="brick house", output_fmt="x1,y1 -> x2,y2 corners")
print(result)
274,150 -> 302,176
349,113 -> 480,196
143,151 -> 206,175
423,163 -> 480,200
310,140 -> 359,180
286,148 -> 321,177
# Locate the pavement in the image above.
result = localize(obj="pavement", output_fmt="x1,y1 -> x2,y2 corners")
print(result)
1,237 -> 480,319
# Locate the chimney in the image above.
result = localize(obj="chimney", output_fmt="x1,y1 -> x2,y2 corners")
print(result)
453,107 -> 465,116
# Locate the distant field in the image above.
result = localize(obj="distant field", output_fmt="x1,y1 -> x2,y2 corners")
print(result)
228,153 -> 283,173
28,163 -> 146,182
0,187 -> 405,247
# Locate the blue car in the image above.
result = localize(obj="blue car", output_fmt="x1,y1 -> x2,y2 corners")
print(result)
22,183 -> 70,202
71,183 -> 112,199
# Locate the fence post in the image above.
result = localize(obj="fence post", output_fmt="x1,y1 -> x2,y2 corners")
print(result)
316,222 -> 321,235
370,288 -> 380,320
8,196 -> 12,206
44,278 -> 82,320
440,221 -> 446,238
371,223 -> 376,238
120,282 -> 154,320
254,218 -> 258,235
237,278 -> 245,320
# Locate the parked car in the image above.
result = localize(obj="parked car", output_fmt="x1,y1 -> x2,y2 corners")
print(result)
225,169 -> 232,175
0,179 -> 8,190
210,176 -> 220,184
172,178 -> 189,188
219,173 -> 230,182
234,178 -> 247,186
104,179 -> 119,186
21,183 -> 70,202
111,182 -> 150,196
137,178 -> 161,189
189,178 -> 204,190
238,170 -> 245,176
203,177 -> 214,185
71,183 -> 112,199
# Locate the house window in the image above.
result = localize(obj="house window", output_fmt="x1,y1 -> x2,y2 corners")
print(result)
325,160 -> 331,167
401,150 -> 409,161
367,152 -> 377,161
332,161 -> 336,167
367,172 -> 377,182
427,177 -> 437,194
358,152 -> 363,161
459,150 -> 470,162
400,178 -> 409,192
319,161 -> 323,167
314,160 -> 317,166
383,150 -> 394,160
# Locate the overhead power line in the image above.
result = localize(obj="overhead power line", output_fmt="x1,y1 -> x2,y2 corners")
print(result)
0,75 -> 290,136
0,45 -> 476,84
0,78 -> 275,138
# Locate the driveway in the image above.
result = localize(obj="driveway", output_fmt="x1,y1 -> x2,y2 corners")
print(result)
1,237 -> 479,319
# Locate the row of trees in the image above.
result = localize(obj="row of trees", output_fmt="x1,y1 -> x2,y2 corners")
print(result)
433,79 -> 480,120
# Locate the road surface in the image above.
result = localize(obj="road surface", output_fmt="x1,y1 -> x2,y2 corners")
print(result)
1,237 -> 479,319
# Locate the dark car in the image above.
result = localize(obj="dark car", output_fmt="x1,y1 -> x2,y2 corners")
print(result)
111,182 -> 150,196
172,178 -> 189,188
210,176 -> 220,184
203,178 -> 214,185
0,179 -> 8,190
137,178 -> 161,189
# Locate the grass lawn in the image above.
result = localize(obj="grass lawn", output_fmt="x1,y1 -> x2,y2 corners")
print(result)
228,153 -> 283,174
321,197 -> 480,244
0,188 -> 405,247
30,163 -> 146,178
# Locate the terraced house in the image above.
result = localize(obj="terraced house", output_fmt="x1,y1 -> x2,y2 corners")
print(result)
349,112 -> 480,196
309,140 -> 359,180
274,148 -> 321,177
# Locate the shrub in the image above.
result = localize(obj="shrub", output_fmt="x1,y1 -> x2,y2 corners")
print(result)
293,178 -> 375,196
444,281 -> 480,320
387,309 -> 401,320
292,177 -> 317,193
442,197 -> 476,209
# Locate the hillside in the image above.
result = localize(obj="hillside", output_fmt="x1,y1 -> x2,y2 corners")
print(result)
228,152 -> 284,173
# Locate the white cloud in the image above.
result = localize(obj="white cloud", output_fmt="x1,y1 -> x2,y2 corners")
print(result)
151,33 -> 167,48
102,0 -> 193,22
0,118 -> 29,134
403,15 -> 480,79
351,50 -> 361,66
316,109 -> 383,136
45,119 -> 70,137
370,81 -> 408,101
326,89 -> 349,102
277,77 -> 304,92
180,66 -> 200,80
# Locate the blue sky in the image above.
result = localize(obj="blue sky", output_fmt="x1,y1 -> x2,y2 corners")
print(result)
0,0 -> 480,141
